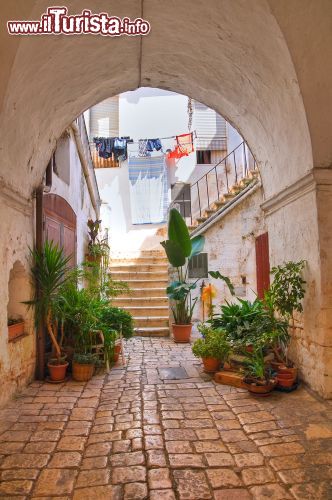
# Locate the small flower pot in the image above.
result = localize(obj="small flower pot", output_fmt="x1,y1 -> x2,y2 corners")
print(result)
8,321 -> 25,341
47,361 -> 68,382
278,366 -> 298,379
202,357 -> 220,373
277,377 -> 295,388
243,377 -> 277,396
72,362 -> 94,382
172,323 -> 192,343
113,344 -> 122,362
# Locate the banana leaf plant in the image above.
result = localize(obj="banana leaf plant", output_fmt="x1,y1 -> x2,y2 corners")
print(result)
161,208 -> 205,324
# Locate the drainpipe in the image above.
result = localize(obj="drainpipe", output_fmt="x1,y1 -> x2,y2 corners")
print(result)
35,159 -> 53,380
70,121 -> 100,217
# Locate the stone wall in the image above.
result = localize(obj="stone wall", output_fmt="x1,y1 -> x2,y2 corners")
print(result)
190,186 -> 265,322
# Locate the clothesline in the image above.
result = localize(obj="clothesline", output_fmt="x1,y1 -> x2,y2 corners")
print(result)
128,130 -> 196,145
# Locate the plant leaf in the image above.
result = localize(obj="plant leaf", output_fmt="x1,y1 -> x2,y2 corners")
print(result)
190,235 -> 205,258
209,271 -> 235,295
168,208 -> 191,257
161,239 -> 186,267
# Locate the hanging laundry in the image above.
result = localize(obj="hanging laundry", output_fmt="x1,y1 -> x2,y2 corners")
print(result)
128,155 -> 168,224
166,132 -> 194,160
93,137 -> 129,161
138,138 -> 163,157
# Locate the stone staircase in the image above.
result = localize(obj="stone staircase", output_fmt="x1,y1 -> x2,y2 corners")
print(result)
189,171 -> 259,231
110,252 -> 170,337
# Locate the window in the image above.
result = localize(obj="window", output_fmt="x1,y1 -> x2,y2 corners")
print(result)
196,150 -> 212,164
173,184 -> 191,218
188,253 -> 208,279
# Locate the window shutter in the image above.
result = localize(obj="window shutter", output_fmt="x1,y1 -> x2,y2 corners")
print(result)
188,253 -> 208,279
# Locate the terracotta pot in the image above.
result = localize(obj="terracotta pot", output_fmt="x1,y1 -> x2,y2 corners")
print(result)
202,357 -> 220,373
243,377 -> 277,396
277,376 -> 295,388
245,345 -> 254,353
85,254 -> 101,264
8,321 -> 25,341
72,362 -> 94,382
113,344 -> 121,362
271,361 -> 286,371
278,366 -> 298,379
276,372 -> 294,380
47,362 -> 68,382
172,323 -> 192,343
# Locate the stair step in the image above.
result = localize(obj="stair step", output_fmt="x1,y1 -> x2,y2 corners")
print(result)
122,306 -> 169,317
196,216 -> 208,223
204,208 -> 217,217
124,279 -> 168,289
134,316 -> 169,328
134,327 -> 170,337
113,297 -> 168,307
123,287 -> 167,298
111,271 -> 168,280
110,264 -> 168,272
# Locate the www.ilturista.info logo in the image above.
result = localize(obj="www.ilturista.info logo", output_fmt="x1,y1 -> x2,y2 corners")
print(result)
7,7 -> 151,36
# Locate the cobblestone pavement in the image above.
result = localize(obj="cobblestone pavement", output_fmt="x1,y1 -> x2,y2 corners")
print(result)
0,337 -> 332,499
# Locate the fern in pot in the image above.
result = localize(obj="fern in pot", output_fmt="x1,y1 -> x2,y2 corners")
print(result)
161,209 -> 205,343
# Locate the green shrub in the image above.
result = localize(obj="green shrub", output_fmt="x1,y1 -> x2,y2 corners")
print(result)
98,306 -> 134,340
192,327 -> 231,361
73,353 -> 98,365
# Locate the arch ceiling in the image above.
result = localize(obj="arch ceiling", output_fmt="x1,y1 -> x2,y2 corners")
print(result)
0,0 -> 331,201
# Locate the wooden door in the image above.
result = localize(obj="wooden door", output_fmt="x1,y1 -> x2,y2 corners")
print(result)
255,232 -> 270,299
43,194 -> 77,267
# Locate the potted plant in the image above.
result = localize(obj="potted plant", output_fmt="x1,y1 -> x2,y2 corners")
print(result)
267,260 -> 306,372
25,241 -> 73,381
242,348 -> 277,396
161,208 -> 205,342
86,219 -> 109,264
8,317 -> 25,341
72,352 -> 97,381
192,325 -> 232,372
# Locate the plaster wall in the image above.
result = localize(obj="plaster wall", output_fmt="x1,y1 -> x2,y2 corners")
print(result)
190,188 -> 265,322
51,130 -> 97,263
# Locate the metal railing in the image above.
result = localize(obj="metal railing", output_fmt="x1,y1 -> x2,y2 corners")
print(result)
170,141 -> 257,224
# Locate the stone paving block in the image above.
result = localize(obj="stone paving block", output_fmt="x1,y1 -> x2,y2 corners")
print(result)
260,442 -> 306,457
290,481 -> 332,500
241,466 -> 276,485
124,482 -> 148,499
214,489 -> 251,500
234,452 -> 265,467
205,452 -> 235,467
0,479 -> 33,495
48,451 -> 82,468
73,484 -> 122,500
112,465 -> 147,484
249,483 -> 292,499
149,489 -> 176,500
146,450 -> 168,467
169,453 -> 205,468
111,451 -> 145,467
148,467 -> 172,489
193,440 -> 227,453
173,469 -> 211,499
206,468 -> 242,488
0,453 -> 50,469
76,468 -> 110,487
84,442 -> 112,456
1,468 -> 39,480
166,440 -> 193,453
33,468 -> 78,496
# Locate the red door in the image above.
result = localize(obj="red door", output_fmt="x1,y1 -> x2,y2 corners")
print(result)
43,194 -> 77,267
255,232 -> 270,299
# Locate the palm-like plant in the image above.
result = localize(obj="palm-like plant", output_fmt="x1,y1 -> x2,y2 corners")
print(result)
25,240 -> 73,363
161,209 -> 205,325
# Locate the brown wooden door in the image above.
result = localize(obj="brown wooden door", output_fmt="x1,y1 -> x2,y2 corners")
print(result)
43,194 -> 77,267
255,232 -> 270,299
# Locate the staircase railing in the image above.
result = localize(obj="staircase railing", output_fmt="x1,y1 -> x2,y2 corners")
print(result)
170,141 -> 257,224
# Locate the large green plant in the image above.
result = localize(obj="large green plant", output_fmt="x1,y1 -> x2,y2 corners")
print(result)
161,209 -> 205,324
243,348 -> 272,383
25,240 -> 74,362
268,260 -> 306,319
97,305 -> 134,340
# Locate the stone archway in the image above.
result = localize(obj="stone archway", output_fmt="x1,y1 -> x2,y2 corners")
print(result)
0,1 -> 332,397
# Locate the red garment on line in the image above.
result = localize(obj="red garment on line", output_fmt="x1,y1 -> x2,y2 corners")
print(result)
167,132 -> 194,160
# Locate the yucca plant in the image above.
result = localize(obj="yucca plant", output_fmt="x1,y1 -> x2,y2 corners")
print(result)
25,240 -> 73,363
